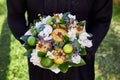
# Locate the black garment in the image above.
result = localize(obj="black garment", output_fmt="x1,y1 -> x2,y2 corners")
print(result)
7,0 -> 112,80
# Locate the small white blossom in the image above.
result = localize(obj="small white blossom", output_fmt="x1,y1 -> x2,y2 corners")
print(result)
30,49 -> 41,66
78,32 -> 92,48
79,32 -> 90,40
58,13 -> 63,19
78,39 -> 92,48
46,50 -> 55,59
68,30 -> 77,41
71,54 -> 81,64
35,22 -> 42,28
68,14 -> 76,20
77,25 -> 92,48
44,36 -> 52,41
51,68 -> 60,74
38,31 -> 49,37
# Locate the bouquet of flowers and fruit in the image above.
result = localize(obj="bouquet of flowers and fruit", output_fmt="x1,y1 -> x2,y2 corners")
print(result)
20,12 -> 93,73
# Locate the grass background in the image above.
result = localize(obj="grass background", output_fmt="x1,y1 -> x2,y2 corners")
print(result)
0,0 -> 120,80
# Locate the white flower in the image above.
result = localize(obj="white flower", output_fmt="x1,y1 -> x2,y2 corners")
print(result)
38,25 -> 53,41
68,30 -> 77,41
38,31 -> 48,37
44,36 -> 52,41
79,32 -> 90,40
71,54 -> 81,64
78,32 -> 92,48
24,29 -> 32,35
46,50 -> 55,59
54,13 -> 63,23
42,15 -> 52,24
51,68 -> 60,74
58,13 -> 63,19
68,14 -> 76,20
43,25 -> 53,34
35,22 -> 42,28
38,31 -> 52,41
78,39 -> 92,48
30,49 -> 41,66
77,25 -> 92,48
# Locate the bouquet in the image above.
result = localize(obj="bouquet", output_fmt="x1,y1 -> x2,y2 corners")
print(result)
20,12 -> 93,73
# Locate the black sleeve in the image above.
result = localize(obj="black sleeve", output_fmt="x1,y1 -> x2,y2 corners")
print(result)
87,0 -> 112,55
7,0 -> 28,42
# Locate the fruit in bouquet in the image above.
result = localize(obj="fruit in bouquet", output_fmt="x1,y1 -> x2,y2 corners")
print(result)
27,36 -> 36,46
40,57 -> 53,68
51,28 -> 67,42
54,57 -> 64,65
63,44 -> 73,53
53,49 -> 66,64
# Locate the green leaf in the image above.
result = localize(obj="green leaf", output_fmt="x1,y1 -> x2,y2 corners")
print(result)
74,39 -> 81,48
32,29 -> 38,37
23,43 -> 35,50
37,51 -> 46,57
76,33 -> 79,39
58,42 -> 65,48
63,12 -> 70,22
58,62 -> 69,73
80,48 -> 87,56
63,35 -> 70,43
59,18 -> 65,24
60,24 -> 66,29
79,58 -> 86,66
52,18 -> 56,24
36,24 -> 45,32
77,20 -> 86,26
66,53 -> 72,59
69,58 -> 86,67
20,35 -> 30,42
46,17 -> 53,25
23,49 -> 32,57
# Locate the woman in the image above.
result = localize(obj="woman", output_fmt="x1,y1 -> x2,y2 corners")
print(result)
7,0 -> 112,80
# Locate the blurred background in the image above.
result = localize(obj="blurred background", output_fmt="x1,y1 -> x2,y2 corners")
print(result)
0,0 -> 120,80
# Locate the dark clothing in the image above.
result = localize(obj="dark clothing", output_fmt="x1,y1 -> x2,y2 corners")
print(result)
7,0 -> 112,80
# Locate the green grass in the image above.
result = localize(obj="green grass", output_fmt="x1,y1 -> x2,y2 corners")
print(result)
95,3 -> 120,80
0,0 -> 120,80
0,1 -> 28,80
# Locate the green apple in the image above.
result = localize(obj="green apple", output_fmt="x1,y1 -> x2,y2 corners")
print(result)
27,36 -> 36,46
40,57 -> 53,68
63,44 -> 73,53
